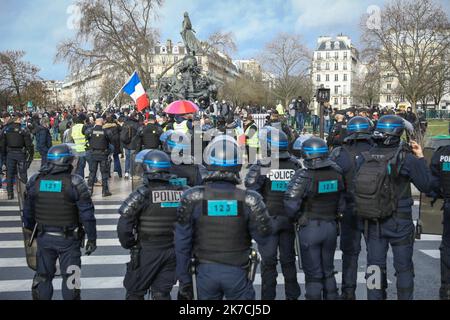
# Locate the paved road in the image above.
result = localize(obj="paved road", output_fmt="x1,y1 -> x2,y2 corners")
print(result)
0,161 -> 443,300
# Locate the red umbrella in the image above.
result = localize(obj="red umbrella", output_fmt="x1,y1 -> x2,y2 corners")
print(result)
164,100 -> 199,115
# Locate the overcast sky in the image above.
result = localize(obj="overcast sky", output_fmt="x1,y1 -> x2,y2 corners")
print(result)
1,0 -> 449,80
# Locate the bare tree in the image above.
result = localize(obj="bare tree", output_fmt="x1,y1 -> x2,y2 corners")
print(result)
259,33 -> 311,108
99,71 -> 130,107
361,0 -> 450,111
0,50 -> 40,107
219,75 -> 269,107
429,54 -> 450,108
205,31 -> 238,57
353,60 -> 381,107
56,0 -> 162,89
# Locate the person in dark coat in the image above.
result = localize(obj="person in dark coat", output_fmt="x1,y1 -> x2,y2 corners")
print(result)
35,118 -> 53,168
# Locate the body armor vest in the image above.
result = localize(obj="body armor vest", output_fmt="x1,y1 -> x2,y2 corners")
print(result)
5,125 -> 25,149
35,173 -> 79,227
194,185 -> 251,267
89,126 -> 108,151
261,159 -> 298,216
438,146 -> 450,198
302,167 -> 343,220
138,183 -> 183,246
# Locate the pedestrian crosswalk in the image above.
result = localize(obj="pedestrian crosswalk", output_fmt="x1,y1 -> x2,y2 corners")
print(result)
0,200 -> 444,299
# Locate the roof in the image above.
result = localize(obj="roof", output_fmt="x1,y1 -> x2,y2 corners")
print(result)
317,40 -> 350,51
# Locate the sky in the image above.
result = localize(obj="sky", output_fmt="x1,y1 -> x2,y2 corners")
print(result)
1,0 -> 449,81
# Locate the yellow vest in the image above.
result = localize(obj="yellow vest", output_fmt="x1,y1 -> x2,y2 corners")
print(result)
173,120 -> 189,134
245,125 -> 259,148
71,124 -> 87,153
276,104 -> 285,115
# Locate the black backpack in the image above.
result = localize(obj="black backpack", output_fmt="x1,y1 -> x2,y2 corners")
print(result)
354,145 -> 406,220
120,123 -> 132,145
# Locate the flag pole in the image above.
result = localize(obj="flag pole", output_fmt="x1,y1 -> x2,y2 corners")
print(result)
100,71 -> 137,117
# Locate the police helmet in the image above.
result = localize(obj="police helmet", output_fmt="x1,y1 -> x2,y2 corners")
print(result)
346,116 -> 371,134
141,150 -> 171,174
204,135 -> 242,172
260,127 -> 289,158
292,134 -> 313,158
47,144 -> 75,166
301,137 -> 329,160
162,130 -> 191,155
374,115 -> 405,137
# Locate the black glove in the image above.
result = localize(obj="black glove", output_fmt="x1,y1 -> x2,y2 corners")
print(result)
85,240 -> 97,256
177,283 -> 193,300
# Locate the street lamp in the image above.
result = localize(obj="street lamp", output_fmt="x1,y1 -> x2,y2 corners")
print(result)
317,87 -> 331,139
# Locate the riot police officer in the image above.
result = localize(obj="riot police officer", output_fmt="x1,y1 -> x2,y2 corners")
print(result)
135,114 -> 163,152
429,136 -> 450,299
175,136 -> 272,300
117,150 -> 185,300
22,144 -> 97,300
284,137 -> 345,300
245,128 -> 301,300
1,112 -> 34,199
353,115 -> 432,300
329,116 -> 374,300
85,117 -> 113,197
161,130 -> 205,187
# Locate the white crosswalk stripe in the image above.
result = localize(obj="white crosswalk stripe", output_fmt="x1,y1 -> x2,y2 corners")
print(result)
0,214 -> 119,222
0,238 -> 121,249
419,250 -> 440,259
0,205 -> 120,212
0,272 -> 378,293
0,225 -> 117,234
0,255 -> 129,268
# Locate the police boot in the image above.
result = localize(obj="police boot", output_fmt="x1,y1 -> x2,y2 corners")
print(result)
102,182 -> 112,197
7,192 -> 14,200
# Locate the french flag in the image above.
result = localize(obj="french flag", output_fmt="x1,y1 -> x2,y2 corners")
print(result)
123,72 -> 150,111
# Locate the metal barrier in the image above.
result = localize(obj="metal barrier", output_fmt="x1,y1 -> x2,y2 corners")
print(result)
425,110 -> 450,120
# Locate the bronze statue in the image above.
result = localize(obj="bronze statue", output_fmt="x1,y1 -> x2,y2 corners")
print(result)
181,12 -> 202,56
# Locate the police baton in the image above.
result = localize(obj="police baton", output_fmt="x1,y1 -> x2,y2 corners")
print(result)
28,223 -> 38,247
190,258 -> 198,301
294,223 -> 302,270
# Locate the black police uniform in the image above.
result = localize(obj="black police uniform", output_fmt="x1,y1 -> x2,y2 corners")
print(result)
85,124 -> 113,196
329,117 -> 373,299
430,144 -> 450,299
354,115 -> 433,300
285,138 -> 345,300
117,151 -> 185,300
136,122 -> 163,152
245,130 -> 301,300
22,145 -> 97,300
327,120 -> 347,149
175,137 -> 273,300
1,121 -> 34,198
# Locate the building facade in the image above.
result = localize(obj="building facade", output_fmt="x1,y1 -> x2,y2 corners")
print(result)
311,35 -> 361,109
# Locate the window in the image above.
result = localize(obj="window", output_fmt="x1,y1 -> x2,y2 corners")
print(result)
334,98 -> 339,105
174,56 -> 178,62
326,74 -> 330,82
343,74 -> 348,81
317,74 -> 321,82
387,83 -> 392,90
150,56 -> 154,63
343,63 -> 347,70
387,95 -> 392,102
326,52 -> 330,59
335,63 -> 339,70
335,86 -> 339,94
344,51 -> 348,59
150,67 -> 154,73
317,52 -> 322,59
198,57 -> 203,64
326,41 -> 331,50
334,51 -> 339,59
334,42 -> 340,50
335,74 -> 339,81
173,46 -> 179,54
325,62 -> 330,70
161,46 -> 167,54
317,63 -> 321,71
343,98 -> 348,105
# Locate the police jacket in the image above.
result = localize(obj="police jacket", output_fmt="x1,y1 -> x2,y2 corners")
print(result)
85,125 -> 112,153
1,122 -> 34,155
430,145 -> 450,200
245,155 -> 301,223
175,171 -> 273,285
330,138 -> 373,203
327,121 -> 347,148
355,142 -> 433,214
117,173 -> 186,250
168,157 -> 206,187
284,158 -> 345,222
23,164 -> 96,240
135,123 -> 163,151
